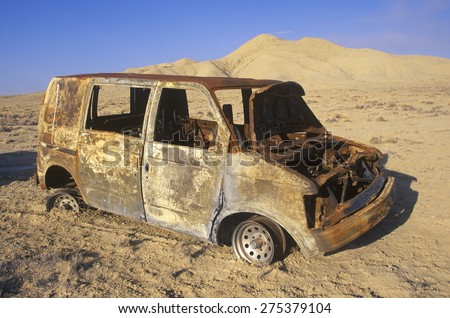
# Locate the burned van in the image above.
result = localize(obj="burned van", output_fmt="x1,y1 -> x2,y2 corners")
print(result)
37,73 -> 395,266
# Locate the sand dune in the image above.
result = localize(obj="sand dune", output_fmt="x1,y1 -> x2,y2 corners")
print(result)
125,34 -> 450,84
126,57 -> 229,77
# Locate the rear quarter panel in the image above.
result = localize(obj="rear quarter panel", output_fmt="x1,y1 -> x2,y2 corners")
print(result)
37,77 -> 89,187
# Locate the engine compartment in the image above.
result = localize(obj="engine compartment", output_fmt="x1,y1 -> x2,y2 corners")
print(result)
258,131 -> 383,229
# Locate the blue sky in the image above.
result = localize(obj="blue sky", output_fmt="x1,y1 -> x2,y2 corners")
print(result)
0,0 -> 449,94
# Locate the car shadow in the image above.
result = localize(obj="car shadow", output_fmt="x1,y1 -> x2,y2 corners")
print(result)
0,151 -> 36,186
329,154 -> 418,253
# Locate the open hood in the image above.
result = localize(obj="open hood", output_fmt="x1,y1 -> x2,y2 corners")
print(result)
249,81 -> 325,142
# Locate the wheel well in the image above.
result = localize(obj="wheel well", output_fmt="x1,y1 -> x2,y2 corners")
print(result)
45,166 -> 76,189
217,213 -> 254,246
216,212 -> 295,248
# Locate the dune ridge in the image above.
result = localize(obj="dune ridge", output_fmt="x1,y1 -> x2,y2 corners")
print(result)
125,34 -> 450,84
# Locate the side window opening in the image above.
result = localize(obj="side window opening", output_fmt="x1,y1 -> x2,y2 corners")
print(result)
154,87 -> 218,149
86,84 -> 151,137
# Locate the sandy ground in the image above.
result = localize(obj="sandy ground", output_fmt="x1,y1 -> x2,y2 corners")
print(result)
1,80 -> 449,298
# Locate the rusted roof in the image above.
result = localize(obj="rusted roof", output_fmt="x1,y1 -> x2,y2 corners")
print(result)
59,73 -> 281,90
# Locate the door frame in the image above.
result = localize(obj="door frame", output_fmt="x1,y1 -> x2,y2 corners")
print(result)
76,78 -> 157,219
141,81 -> 230,240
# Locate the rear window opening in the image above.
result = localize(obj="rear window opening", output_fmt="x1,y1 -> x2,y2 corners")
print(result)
85,84 -> 151,137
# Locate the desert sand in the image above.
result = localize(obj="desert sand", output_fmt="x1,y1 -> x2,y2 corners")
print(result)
0,35 -> 449,297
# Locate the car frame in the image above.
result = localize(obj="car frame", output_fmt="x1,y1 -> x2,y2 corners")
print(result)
37,73 -> 395,266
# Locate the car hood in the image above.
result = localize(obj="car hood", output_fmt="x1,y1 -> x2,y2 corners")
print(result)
249,81 -> 325,141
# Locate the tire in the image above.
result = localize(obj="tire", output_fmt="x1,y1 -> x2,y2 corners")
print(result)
46,189 -> 85,213
232,216 -> 287,266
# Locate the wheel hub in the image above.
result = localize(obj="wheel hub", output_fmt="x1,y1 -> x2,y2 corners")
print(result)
233,221 -> 275,265
250,238 -> 264,249
53,193 -> 79,212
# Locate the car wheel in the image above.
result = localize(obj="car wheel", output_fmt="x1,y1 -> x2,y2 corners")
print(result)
46,190 -> 84,213
232,216 -> 286,266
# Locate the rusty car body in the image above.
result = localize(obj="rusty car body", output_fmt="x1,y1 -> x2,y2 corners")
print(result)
37,73 -> 395,265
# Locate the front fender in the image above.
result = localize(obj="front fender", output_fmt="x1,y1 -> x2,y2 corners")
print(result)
212,152 -> 321,257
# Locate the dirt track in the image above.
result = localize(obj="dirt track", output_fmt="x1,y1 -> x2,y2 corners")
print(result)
1,84 -> 449,297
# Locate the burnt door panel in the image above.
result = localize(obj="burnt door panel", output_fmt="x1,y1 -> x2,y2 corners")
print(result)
142,84 -> 229,240
76,82 -> 152,220
77,130 -> 145,219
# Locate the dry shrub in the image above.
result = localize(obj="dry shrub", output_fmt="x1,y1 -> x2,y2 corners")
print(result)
369,136 -> 398,144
